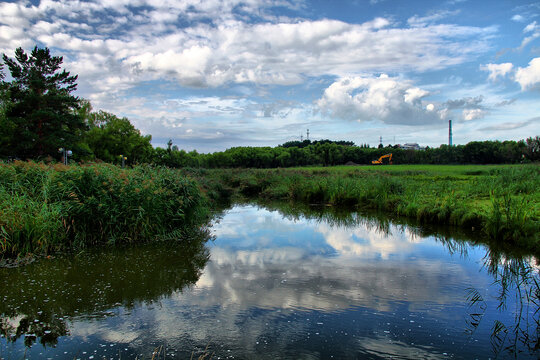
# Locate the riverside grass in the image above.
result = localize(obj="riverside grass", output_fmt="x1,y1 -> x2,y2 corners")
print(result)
186,164 -> 539,251
0,161 -> 209,257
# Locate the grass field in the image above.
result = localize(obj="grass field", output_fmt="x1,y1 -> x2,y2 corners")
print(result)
188,164 -> 539,251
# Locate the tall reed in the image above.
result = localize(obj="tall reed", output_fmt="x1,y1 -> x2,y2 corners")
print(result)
0,161 -> 209,257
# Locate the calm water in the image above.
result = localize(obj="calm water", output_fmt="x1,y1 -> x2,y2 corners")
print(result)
1,204 -> 538,359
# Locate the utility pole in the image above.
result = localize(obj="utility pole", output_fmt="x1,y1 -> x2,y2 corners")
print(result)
300,134 -> 303,142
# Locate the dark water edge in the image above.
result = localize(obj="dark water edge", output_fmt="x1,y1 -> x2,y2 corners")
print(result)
1,202 -> 539,359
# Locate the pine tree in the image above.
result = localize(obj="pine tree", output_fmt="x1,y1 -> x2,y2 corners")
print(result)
1,46 -> 85,159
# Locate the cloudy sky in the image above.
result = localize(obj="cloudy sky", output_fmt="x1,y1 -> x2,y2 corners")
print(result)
1,0 -> 539,152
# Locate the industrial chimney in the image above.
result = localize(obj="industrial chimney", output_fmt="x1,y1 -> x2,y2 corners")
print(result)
449,119 -> 452,146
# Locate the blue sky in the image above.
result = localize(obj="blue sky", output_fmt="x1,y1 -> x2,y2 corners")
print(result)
1,0 -> 539,152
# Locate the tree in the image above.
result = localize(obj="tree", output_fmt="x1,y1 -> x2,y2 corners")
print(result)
525,136 -> 540,161
0,64 -> 10,152
84,111 -> 153,164
1,46 -> 85,159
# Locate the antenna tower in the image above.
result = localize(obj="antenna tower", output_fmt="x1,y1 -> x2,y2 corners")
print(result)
307,129 -> 310,141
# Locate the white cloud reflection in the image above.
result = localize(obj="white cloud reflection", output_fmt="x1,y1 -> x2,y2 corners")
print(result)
65,205 -> 494,359
197,205 -> 473,312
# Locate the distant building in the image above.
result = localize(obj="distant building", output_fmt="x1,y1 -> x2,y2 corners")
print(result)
397,143 -> 425,150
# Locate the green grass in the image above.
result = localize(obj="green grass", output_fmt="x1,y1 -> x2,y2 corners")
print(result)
184,164 -> 539,250
3,162 -> 537,257
0,161 -> 210,257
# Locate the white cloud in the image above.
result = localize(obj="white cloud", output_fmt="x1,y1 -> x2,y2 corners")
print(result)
524,21 -> 538,33
316,74 -> 441,125
407,10 -> 460,27
481,63 -> 513,81
515,57 -> 540,90
0,1 -> 497,95
463,108 -> 487,121
519,21 -> 540,49
512,14 -> 525,22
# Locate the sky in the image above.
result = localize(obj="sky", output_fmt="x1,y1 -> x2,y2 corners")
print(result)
0,0 -> 539,152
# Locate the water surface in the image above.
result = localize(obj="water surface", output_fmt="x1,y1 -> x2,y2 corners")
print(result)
1,204 -> 538,359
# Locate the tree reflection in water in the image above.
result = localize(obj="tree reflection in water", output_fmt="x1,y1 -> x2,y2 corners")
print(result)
0,227 -> 211,348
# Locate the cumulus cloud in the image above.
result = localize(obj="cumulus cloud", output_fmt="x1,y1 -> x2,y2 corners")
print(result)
440,95 -> 487,122
0,0 -> 497,95
462,108 -> 487,121
481,63 -> 513,81
515,57 -> 540,90
316,74 -> 442,125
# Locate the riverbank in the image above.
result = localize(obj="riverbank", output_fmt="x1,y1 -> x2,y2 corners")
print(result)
0,161 -> 209,257
185,164 -> 539,251
2,162 -> 537,257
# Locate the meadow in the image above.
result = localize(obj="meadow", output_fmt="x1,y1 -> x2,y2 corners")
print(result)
186,164 -> 539,251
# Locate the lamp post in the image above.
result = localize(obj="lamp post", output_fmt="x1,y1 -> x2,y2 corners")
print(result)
119,155 -> 127,168
58,148 -> 72,165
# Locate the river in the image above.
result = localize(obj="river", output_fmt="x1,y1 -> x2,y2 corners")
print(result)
1,204 -> 538,359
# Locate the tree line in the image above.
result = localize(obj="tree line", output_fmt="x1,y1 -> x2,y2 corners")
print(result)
1,46 -> 538,168
0,46 -> 153,164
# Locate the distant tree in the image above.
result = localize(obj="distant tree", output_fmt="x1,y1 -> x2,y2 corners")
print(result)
280,139 -> 312,148
85,111 -> 153,164
1,46 -> 85,159
525,136 -> 540,161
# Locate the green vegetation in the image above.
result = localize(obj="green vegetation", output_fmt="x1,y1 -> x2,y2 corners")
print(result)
0,47 -> 84,159
155,138 -> 538,168
1,46 -> 538,169
185,164 -> 540,251
0,161 -> 209,257
1,46 -> 538,257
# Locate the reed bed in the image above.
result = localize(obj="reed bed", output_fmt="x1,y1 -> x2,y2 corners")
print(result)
0,161 -> 209,257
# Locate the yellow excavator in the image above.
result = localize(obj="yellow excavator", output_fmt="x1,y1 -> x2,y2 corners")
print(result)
372,153 -> 393,165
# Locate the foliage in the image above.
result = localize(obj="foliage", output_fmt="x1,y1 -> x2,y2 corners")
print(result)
0,47 -> 84,159
83,110 -> 154,164
525,136 -> 540,161
0,161 -> 209,257
184,164 -> 540,250
152,138 -> 535,169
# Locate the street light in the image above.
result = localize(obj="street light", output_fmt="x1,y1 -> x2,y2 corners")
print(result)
119,155 -> 127,168
58,148 -> 72,165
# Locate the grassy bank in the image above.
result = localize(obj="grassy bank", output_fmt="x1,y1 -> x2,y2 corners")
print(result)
0,161 -> 209,257
185,164 -> 539,250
